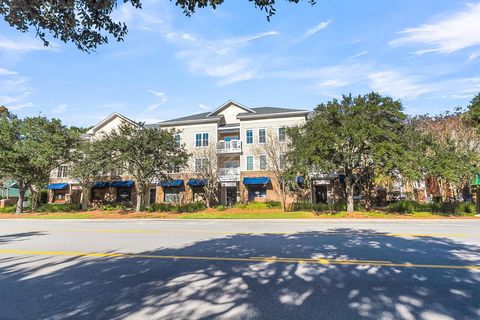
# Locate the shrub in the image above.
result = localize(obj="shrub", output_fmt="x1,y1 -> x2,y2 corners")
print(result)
235,202 -> 272,210
265,201 -> 281,209
292,202 -> 312,211
387,200 -> 476,216
148,202 -> 206,213
38,203 -> 80,213
216,205 -> 227,211
0,205 -> 15,213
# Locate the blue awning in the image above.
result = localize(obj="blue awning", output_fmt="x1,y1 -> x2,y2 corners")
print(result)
243,177 -> 270,185
92,182 -> 109,188
47,183 -> 69,190
159,179 -> 183,187
187,179 -> 207,187
110,180 -> 134,188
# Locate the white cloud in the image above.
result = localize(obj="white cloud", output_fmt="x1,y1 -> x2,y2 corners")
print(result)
7,102 -> 34,110
0,67 -> 17,76
147,90 -> 168,110
468,51 -> 480,61
368,71 -> 434,100
52,104 -> 67,114
169,30 -> 278,85
0,36 -> 51,52
303,20 -> 332,39
390,3 -> 480,54
347,51 -> 368,59
198,104 -> 210,110
113,0 -> 172,32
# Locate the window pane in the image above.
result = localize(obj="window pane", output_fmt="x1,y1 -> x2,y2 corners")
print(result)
279,128 -> 286,142
259,129 -> 266,143
202,133 -> 209,146
259,155 -> 267,170
246,156 -> 254,170
174,134 -> 181,147
246,130 -> 253,144
195,134 -> 202,147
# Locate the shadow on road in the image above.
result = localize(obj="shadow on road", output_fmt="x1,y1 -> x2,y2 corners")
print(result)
0,231 -> 46,244
0,229 -> 479,319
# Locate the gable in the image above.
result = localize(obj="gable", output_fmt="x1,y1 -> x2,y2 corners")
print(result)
87,113 -> 136,137
207,100 -> 255,118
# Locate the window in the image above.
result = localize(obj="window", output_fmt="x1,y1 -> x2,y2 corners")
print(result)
149,188 -> 157,205
57,166 -> 68,178
248,186 -> 267,201
116,188 -> 132,202
91,189 -> 106,202
278,127 -> 286,143
195,133 -> 209,147
167,162 -> 181,173
164,188 -> 180,204
258,128 -> 266,144
53,190 -> 66,202
174,134 -> 181,147
246,155 -> 254,171
194,158 -> 209,173
246,129 -> 253,144
259,155 -> 267,170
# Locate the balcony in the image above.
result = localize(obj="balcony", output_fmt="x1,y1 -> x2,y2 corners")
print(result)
218,167 -> 241,181
216,140 -> 242,154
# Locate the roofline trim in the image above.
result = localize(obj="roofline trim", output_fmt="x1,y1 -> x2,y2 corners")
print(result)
87,113 -> 137,134
237,110 -> 309,120
159,117 -> 222,127
207,100 -> 256,117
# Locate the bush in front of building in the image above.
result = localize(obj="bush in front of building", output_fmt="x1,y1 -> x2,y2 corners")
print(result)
292,201 -> 363,213
235,201 -> 281,210
147,202 -> 207,213
0,205 -> 15,213
215,205 -> 227,211
38,203 -> 81,212
386,200 -> 476,216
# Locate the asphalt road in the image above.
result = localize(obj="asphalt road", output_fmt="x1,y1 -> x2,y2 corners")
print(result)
0,219 -> 479,320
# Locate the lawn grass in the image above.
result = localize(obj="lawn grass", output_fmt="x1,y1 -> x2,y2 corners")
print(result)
0,208 -> 478,219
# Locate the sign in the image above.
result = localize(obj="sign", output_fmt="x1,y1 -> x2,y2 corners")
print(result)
313,179 -> 330,185
71,186 -> 83,190
221,182 -> 237,187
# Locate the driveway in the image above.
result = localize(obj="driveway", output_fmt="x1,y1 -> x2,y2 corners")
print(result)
0,219 -> 479,319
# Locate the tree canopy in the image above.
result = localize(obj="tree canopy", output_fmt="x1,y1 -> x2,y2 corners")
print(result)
288,93 -> 420,212
101,123 -> 189,212
0,110 -> 78,213
1,0 -> 315,52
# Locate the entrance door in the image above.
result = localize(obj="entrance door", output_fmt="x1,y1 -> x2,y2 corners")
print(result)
314,185 -> 328,204
226,187 -> 237,206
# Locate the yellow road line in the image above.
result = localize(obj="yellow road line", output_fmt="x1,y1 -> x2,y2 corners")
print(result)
0,249 -> 479,270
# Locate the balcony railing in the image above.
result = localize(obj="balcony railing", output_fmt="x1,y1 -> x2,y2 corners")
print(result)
218,167 -> 241,181
216,140 -> 242,154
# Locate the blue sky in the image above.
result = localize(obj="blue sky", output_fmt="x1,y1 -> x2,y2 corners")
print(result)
1,0 -> 480,126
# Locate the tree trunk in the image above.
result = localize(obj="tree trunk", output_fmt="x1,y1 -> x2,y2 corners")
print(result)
81,187 -> 89,211
345,175 -> 354,213
135,183 -> 144,212
16,185 -> 25,214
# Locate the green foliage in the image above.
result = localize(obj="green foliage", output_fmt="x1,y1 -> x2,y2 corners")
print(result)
292,201 -> 362,212
467,93 -> 480,130
387,200 -> 476,216
235,201 -> 280,210
0,1 -> 315,52
38,203 -> 80,213
215,205 -> 227,211
288,93 -> 420,212
147,202 -> 207,213
0,205 -> 15,213
102,123 -> 189,212
0,111 -> 78,213
94,204 -> 129,212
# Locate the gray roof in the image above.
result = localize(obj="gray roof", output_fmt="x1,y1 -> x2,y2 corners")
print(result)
161,107 -> 307,124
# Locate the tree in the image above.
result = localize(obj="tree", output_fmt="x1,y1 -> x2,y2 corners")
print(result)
1,0 -> 315,52
252,130 -> 294,212
288,93 -> 417,212
0,110 -> 77,213
102,123 -> 189,212
68,139 -> 113,211
191,145 -> 220,207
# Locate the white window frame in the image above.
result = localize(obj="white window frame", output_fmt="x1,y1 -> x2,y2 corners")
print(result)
259,155 -> 267,170
245,129 -> 254,145
195,132 -> 209,147
194,158 -> 209,173
278,127 -> 286,143
258,128 -> 266,144
246,155 -> 254,171
174,134 -> 181,147
57,166 -> 68,178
